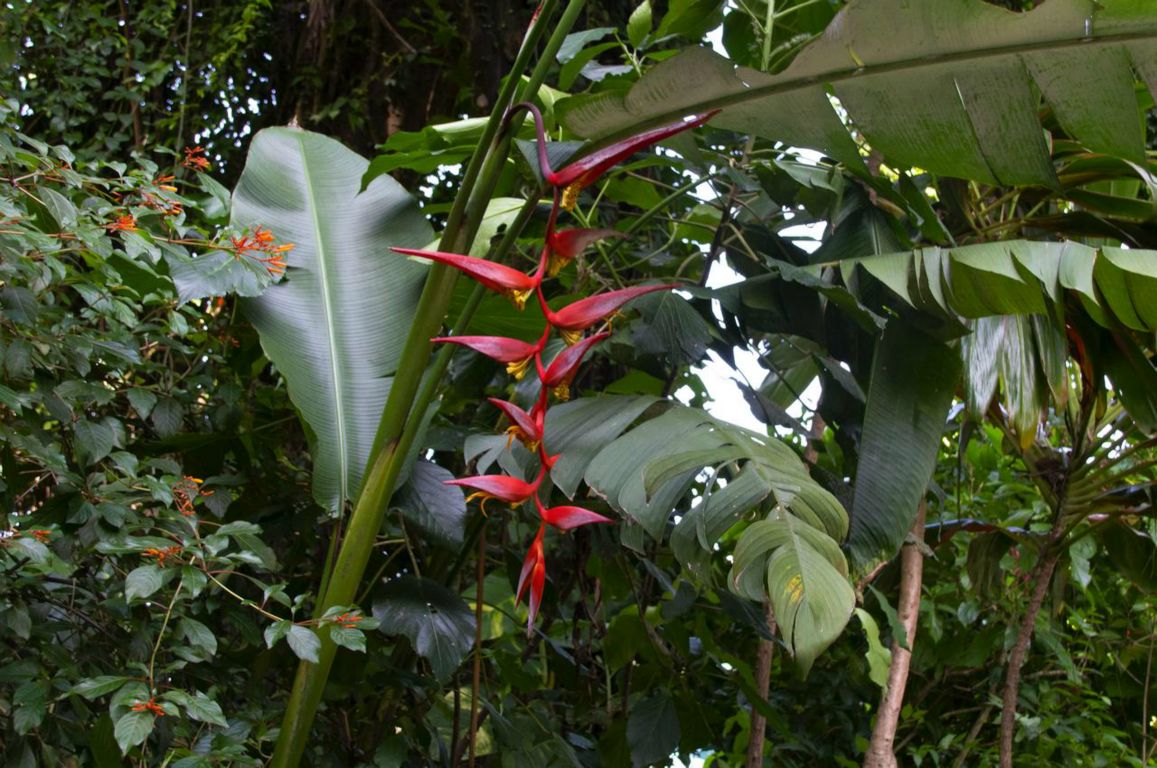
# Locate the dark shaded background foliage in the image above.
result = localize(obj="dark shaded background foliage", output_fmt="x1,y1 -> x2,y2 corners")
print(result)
2,0 -> 1156,766
1,0 -> 644,182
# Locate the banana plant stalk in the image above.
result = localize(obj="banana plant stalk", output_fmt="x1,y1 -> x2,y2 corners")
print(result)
268,3 -> 584,764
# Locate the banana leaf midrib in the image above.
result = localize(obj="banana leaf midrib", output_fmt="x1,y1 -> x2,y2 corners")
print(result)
299,134 -> 352,506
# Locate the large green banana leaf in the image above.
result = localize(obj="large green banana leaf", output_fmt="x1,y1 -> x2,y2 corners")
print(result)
831,242 -> 1157,571
233,128 -> 433,512
847,323 -> 960,576
559,0 -> 1157,186
838,242 -> 1157,332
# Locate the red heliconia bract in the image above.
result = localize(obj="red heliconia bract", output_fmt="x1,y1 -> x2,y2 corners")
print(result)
445,467 -> 543,509
535,495 -> 614,531
540,332 -> 610,400
488,397 -> 544,449
544,283 -> 677,343
546,228 -> 628,277
431,335 -> 544,379
547,111 -> 719,209
392,247 -> 540,309
516,522 -> 547,634
430,100 -> 713,634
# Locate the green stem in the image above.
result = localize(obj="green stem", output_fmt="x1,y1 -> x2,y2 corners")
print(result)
269,3 -> 584,765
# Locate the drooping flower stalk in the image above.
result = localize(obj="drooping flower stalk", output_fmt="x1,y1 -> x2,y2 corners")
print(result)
396,99 -> 715,631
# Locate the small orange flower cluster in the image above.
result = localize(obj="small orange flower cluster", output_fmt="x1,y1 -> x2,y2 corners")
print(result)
131,698 -> 166,717
331,612 -> 363,629
142,546 -> 184,566
173,475 -> 209,517
107,214 -> 138,232
182,146 -> 211,172
229,225 -> 294,276
141,176 -> 183,217
2,528 -> 52,544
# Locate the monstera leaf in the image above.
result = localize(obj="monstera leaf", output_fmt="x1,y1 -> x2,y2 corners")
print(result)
234,128 -> 433,512
560,0 -> 1157,186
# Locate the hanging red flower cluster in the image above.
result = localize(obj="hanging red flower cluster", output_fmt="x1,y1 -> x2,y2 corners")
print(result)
392,103 -> 716,631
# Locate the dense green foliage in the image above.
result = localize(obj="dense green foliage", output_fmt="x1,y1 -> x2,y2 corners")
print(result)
2,0 -> 1156,766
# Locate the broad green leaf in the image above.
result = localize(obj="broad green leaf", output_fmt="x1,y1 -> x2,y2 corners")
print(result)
561,0 -> 1156,187
730,514 -> 854,674
1097,522 -> 1157,592
177,617 -> 217,658
286,625 -> 321,663
394,461 -> 467,547
373,576 -> 475,681
586,404 -> 846,545
124,565 -> 165,602
629,291 -> 713,366
546,395 -> 658,499
114,710 -> 155,754
627,691 -> 680,768
163,248 -> 270,303
74,418 -> 117,466
235,128 -> 432,512
627,1 -> 653,48
847,323 -> 959,575
854,608 -> 892,689
843,242 -> 1157,333
163,689 -> 228,727
1101,330 -> 1157,433
72,676 -> 134,701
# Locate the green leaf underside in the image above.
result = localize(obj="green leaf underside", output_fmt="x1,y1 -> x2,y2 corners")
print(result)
848,323 -> 960,576
840,242 -> 1157,332
559,0 -> 1157,187
236,128 -> 433,512
730,514 -> 855,674
583,403 -> 846,543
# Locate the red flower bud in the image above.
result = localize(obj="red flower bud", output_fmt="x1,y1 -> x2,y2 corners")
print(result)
392,247 -> 539,309
516,522 -> 547,633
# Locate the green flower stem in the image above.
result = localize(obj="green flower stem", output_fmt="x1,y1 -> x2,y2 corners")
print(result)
270,3 -> 585,765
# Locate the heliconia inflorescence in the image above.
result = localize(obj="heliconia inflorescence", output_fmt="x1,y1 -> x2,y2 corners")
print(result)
392,101 -> 715,632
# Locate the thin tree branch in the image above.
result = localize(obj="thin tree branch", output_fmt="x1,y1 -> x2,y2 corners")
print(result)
864,502 -> 926,768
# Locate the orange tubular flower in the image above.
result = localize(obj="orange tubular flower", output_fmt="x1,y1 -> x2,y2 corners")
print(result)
392,247 -> 540,309
516,522 -> 547,633
142,546 -> 184,566
183,146 -> 211,172
131,698 -> 166,717
108,214 -> 138,232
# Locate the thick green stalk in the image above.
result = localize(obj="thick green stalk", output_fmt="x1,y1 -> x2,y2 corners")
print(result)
269,4 -> 585,765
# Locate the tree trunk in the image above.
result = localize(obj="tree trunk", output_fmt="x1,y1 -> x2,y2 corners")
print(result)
998,540 -> 1062,768
864,503 -> 927,768
745,602 -> 777,768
